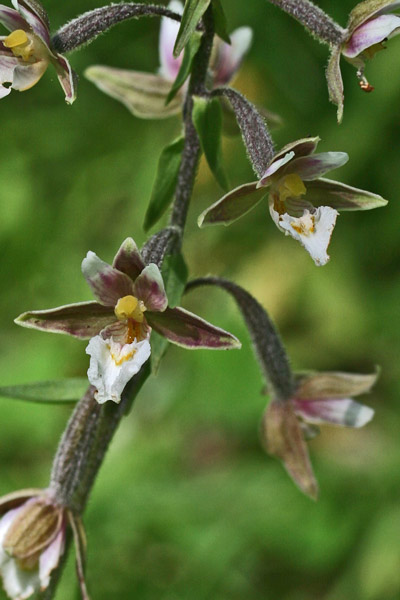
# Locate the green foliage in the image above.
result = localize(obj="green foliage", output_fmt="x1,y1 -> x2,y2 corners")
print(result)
212,0 -> 231,44
167,31 -> 202,104
192,96 -> 229,190
144,136 -> 185,232
0,379 -> 87,404
173,0 -> 211,57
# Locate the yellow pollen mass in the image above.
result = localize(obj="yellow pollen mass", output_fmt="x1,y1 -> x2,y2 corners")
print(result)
3,29 -> 34,61
114,295 -> 145,323
278,173 -> 307,204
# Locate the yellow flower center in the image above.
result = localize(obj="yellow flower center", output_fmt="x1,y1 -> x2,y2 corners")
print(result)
114,295 -> 146,323
3,29 -> 34,61
109,345 -> 137,367
278,173 -> 307,203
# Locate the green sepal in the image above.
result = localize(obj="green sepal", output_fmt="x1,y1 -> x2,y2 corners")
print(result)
212,0 -> 231,43
167,31 -> 202,104
173,0 -> 211,58
144,136 -> 185,232
192,96 -> 229,190
0,378 -> 89,404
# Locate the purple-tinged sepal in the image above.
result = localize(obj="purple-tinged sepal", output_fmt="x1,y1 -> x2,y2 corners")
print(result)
81,251 -> 134,307
15,301 -> 115,339
146,306 -> 241,349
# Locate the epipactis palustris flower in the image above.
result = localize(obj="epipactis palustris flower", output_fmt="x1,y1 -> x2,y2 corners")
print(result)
262,370 -> 377,499
84,0 -> 253,119
15,238 -> 241,404
327,0 -> 400,121
0,0 -> 76,102
0,488 -> 87,600
198,136 -> 387,266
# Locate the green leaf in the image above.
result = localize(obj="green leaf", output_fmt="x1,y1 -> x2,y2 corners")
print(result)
144,136 -> 185,232
173,0 -> 210,58
151,251 -> 188,374
167,31 -> 202,104
192,96 -> 229,190
212,0 -> 230,44
0,378 -> 89,404
162,252 -> 189,308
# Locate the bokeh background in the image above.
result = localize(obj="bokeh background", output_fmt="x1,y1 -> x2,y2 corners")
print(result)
0,0 -> 399,598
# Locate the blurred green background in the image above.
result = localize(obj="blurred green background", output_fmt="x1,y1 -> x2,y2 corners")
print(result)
0,0 -> 400,598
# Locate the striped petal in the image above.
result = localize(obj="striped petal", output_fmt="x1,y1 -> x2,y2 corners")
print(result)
293,397 -> 374,428
133,264 -> 168,312
0,5 -> 28,32
283,152 -> 349,181
304,178 -> 388,211
146,306 -> 241,349
112,237 -> 145,281
81,251 -> 135,307
344,14 -> 400,58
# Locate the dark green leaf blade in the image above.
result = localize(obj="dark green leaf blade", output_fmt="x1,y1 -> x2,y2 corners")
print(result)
144,136 -> 185,232
173,0 -> 210,58
192,96 -> 229,190
0,378 -> 89,404
212,0 -> 230,43
167,31 -> 202,104
150,251 -> 188,373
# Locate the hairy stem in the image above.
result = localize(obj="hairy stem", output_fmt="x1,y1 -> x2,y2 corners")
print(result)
266,0 -> 346,46
52,3 -> 184,53
169,7 -> 215,234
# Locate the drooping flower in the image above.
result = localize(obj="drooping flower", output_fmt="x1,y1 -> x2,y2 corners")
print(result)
0,0 -> 76,102
327,0 -> 400,121
0,488 -> 87,600
198,136 -> 387,266
262,370 -> 377,499
15,238 -> 241,404
84,0 -> 253,119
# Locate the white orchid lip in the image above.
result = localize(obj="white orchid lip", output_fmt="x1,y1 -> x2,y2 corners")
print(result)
86,335 -> 151,404
270,204 -> 338,266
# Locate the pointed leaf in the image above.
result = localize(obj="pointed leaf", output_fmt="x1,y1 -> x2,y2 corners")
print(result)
305,178 -> 388,210
162,252 -> 188,308
173,0 -> 210,57
144,136 -> 185,231
167,30 -> 202,103
147,306 -> 241,349
212,0 -> 231,43
150,251 -> 188,374
198,181 -> 266,227
0,378 -> 88,404
192,95 -> 229,190
15,301 -> 115,339
85,67 -> 182,119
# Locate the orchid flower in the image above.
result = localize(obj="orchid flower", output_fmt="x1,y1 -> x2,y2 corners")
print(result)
0,489 -> 87,600
198,136 -> 387,266
0,0 -> 76,102
15,238 -> 240,404
84,0 -> 253,119
263,370 -> 377,499
327,0 -> 400,121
